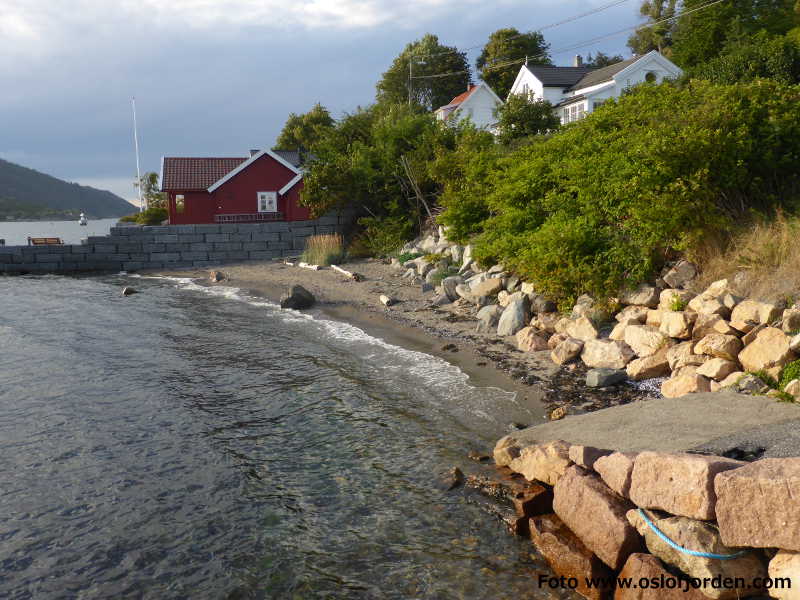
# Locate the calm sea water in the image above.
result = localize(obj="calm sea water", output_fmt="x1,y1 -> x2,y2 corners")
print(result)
0,218 -> 120,246
0,274 -> 572,599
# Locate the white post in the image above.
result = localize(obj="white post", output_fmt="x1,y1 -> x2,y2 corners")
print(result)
132,97 -> 144,212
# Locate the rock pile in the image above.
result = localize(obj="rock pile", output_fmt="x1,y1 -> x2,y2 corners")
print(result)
395,232 -> 800,403
491,435 -> 800,599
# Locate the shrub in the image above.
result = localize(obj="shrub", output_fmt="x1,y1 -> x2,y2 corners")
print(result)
669,294 -> 689,312
460,80 -> 800,307
423,253 -> 446,264
428,266 -> 459,287
118,207 -> 168,226
358,215 -> 414,257
302,234 -> 345,266
780,359 -> 800,390
397,252 -> 422,264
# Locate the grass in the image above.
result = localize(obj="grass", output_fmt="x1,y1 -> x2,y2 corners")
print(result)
780,359 -> 800,390
428,266 -> 459,287
690,212 -> 800,301
397,252 -> 422,264
301,234 -> 346,266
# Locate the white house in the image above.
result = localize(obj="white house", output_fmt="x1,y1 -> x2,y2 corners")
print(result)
434,83 -> 504,130
507,50 -> 683,125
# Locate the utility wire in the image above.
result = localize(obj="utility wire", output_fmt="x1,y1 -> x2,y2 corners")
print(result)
410,0 -> 631,62
411,0 -> 728,80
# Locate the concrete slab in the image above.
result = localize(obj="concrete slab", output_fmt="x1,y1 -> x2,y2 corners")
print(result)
512,392 -> 800,454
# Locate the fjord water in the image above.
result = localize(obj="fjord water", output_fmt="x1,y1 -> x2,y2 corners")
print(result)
0,275 -> 568,599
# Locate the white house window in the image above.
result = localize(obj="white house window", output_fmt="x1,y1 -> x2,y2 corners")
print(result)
257,191 -> 277,212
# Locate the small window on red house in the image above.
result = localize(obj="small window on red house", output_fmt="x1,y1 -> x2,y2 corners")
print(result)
257,191 -> 277,212
176,194 -> 185,214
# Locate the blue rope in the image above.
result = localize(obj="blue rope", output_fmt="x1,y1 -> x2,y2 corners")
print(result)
637,509 -> 749,561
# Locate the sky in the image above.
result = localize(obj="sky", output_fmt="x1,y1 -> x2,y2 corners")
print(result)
0,0 -> 643,206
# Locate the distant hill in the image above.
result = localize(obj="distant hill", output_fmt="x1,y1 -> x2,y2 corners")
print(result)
0,158 -> 136,219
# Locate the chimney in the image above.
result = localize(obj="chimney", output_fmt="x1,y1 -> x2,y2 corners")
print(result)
249,149 -> 260,157
573,55 -> 583,67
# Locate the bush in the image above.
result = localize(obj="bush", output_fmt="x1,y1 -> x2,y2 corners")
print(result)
302,234 -> 345,266
428,266 -> 458,287
397,252 -> 422,264
357,215 -> 414,257
780,359 -> 800,390
118,207 -> 168,226
455,80 -> 800,307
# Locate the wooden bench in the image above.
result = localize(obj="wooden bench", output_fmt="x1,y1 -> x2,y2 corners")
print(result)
27,237 -> 64,246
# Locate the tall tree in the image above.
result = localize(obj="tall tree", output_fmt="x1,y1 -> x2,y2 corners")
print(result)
583,52 -> 625,68
627,0 -> 679,56
273,103 -> 334,151
672,0 -> 797,68
476,28 -> 551,98
135,172 -> 166,210
376,34 -> 472,111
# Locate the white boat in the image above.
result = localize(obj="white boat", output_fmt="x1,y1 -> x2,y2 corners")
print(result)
79,213 -> 88,226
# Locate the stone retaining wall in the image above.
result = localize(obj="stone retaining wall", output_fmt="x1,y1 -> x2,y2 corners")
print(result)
491,436 -> 800,600
0,214 -> 349,275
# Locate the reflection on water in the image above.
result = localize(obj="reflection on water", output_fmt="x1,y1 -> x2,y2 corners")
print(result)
0,275 -> 573,599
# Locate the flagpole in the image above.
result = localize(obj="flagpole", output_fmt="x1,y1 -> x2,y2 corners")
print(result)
132,97 -> 144,212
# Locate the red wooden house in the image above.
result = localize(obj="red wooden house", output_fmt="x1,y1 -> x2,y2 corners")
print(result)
160,149 -> 310,224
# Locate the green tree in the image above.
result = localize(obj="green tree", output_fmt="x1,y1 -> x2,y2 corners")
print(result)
627,0 -> 679,56
476,28 -> 551,98
690,31 -> 800,84
376,34 -> 472,111
583,52 -> 625,68
273,103 -> 335,151
672,0 -> 797,68
135,172 -> 166,210
493,94 -> 560,145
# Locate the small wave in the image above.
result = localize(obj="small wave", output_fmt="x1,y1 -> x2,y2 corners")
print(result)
147,275 -> 517,404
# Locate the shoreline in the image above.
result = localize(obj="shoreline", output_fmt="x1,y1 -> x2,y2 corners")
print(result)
156,258 -> 657,431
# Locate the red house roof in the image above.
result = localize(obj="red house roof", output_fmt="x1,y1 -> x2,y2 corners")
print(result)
161,157 -> 246,191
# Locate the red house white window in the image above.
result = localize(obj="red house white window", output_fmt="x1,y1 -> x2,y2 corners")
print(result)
257,191 -> 277,212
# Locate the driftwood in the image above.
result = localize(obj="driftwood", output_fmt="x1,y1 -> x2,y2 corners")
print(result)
331,264 -> 363,281
298,262 -> 322,271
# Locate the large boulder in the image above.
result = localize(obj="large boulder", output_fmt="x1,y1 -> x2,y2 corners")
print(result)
529,514 -> 613,600
621,284 -> 659,308
659,310 -> 694,339
696,358 -> 740,381
658,288 -> 695,311
553,466 -> 643,570
629,452 -> 744,520
551,337 -> 584,365
531,312 -> 560,334
529,294 -> 557,314
581,339 -> 636,370
715,458 -> 800,551
624,325 -> 671,358
586,368 -> 627,388
791,332 -> 800,353
626,346 -> 671,381
768,551 -> 800,600
610,319 -> 638,341
566,316 -> 600,341
280,285 -> 316,309
692,313 -> 737,340
666,341 -> 707,371
493,435 -> 521,467
516,327 -> 549,352
738,327 -> 796,373
472,277 -> 504,297
662,260 -> 697,289
569,445 -> 613,470
458,244 -> 473,274
615,553 -> 708,600
616,305 -> 649,323
497,295 -> 530,336
627,510 -> 767,600
730,299 -> 782,326
693,334 -> 743,362
441,275 -> 463,302
594,452 -> 637,498
782,308 -> 800,333
475,304 -> 503,333
509,440 -> 572,486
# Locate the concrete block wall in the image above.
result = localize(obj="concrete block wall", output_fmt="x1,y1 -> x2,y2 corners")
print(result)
0,214 -> 350,275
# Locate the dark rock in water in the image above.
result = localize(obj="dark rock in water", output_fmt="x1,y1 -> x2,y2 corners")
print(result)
467,451 -> 491,462
438,466 -> 465,491
209,270 -> 226,282
586,368 -> 627,388
280,285 -> 315,310
512,482 -> 554,518
121,287 -> 137,296
509,422 -> 528,431
441,343 -> 458,353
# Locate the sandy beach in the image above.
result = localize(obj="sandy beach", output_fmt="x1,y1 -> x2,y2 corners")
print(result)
159,257 -> 657,430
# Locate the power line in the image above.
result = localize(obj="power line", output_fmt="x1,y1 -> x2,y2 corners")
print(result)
411,0 -> 728,81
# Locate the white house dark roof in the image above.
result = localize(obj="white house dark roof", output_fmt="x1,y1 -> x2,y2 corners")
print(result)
524,65 -> 594,87
568,56 -> 641,91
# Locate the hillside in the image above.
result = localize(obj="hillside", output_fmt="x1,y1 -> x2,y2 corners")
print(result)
0,158 -> 135,219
